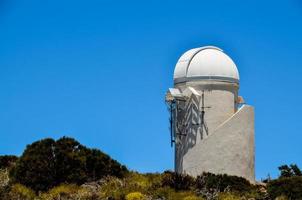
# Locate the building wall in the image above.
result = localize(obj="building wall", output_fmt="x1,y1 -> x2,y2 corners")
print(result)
181,105 -> 255,182
175,81 -> 238,137
173,81 -> 255,182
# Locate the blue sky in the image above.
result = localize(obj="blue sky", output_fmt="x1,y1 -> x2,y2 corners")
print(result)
0,0 -> 302,180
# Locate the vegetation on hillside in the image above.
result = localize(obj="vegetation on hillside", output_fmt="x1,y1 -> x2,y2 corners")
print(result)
0,155 -> 18,169
10,137 -> 128,192
0,137 -> 301,200
267,164 -> 302,199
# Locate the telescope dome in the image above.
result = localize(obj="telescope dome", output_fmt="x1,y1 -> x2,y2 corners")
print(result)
174,46 -> 239,84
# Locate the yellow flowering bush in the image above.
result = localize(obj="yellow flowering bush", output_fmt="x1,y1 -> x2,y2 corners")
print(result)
183,195 -> 205,200
217,193 -> 241,200
9,184 -> 36,200
126,191 -> 146,200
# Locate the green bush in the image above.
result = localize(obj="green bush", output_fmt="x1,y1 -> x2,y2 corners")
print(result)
54,137 -> 88,185
275,196 -> 289,200
124,172 -> 155,193
267,176 -> 302,199
0,169 -> 9,187
125,192 -> 146,200
10,138 -> 57,191
153,187 -> 199,200
278,164 -> 302,178
40,184 -> 96,200
0,155 -> 18,169
195,172 -> 253,193
99,176 -> 125,199
183,195 -> 205,200
8,184 -> 36,200
142,172 -> 162,190
97,172 -> 184,199
10,137 -> 128,192
40,184 -> 80,199
161,171 -> 195,190
85,148 -> 127,181
217,192 -> 241,200
0,170 -> 10,200
98,173 -> 160,199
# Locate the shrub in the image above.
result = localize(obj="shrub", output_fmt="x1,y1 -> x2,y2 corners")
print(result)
126,192 -> 146,200
161,171 -> 195,190
183,195 -> 205,200
142,172 -> 162,190
153,187 -> 200,200
97,172 -> 163,199
217,193 -> 241,200
85,148 -> 127,181
290,164 -> 302,176
125,172 -> 152,193
10,138 -> 57,191
279,165 -> 294,178
121,172 -> 163,195
40,184 -> 96,200
195,172 -> 253,193
99,176 -> 125,199
10,137 -> 128,192
152,187 -> 173,200
267,176 -> 302,199
0,170 -> 10,200
0,155 -> 18,169
278,164 -> 302,178
8,184 -> 36,200
54,137 -> 88,185
165,191 -> 200,200
0,169 -> 9,187
275,196 -> 288,200
40,184 -> 80,199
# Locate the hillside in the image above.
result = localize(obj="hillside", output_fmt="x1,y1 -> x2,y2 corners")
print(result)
0,137 -> 301,200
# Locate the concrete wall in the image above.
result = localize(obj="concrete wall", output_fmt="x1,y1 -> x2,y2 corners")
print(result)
173,81 -> 255,182
181,105 -> 255,182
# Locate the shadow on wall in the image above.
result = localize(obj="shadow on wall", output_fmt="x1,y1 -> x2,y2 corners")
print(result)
176,93 -> 208,172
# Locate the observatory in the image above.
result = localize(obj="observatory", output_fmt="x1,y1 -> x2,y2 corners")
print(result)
165,46 -> 255,182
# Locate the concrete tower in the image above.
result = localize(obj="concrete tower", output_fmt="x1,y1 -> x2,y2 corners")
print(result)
166,46 -> 255,182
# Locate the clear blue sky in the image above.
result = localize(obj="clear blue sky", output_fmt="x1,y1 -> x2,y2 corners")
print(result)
0,0 -> 302,180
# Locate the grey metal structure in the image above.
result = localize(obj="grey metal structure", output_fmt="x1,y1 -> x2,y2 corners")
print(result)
166,46 -> 255,182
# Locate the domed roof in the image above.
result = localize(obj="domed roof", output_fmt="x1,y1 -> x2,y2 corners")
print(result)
174,46 -> 239,84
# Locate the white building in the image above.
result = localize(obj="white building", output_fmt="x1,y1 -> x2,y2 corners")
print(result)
166,46 -> 255,182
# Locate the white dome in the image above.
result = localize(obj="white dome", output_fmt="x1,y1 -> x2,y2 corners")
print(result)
174,46 -> 239,84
